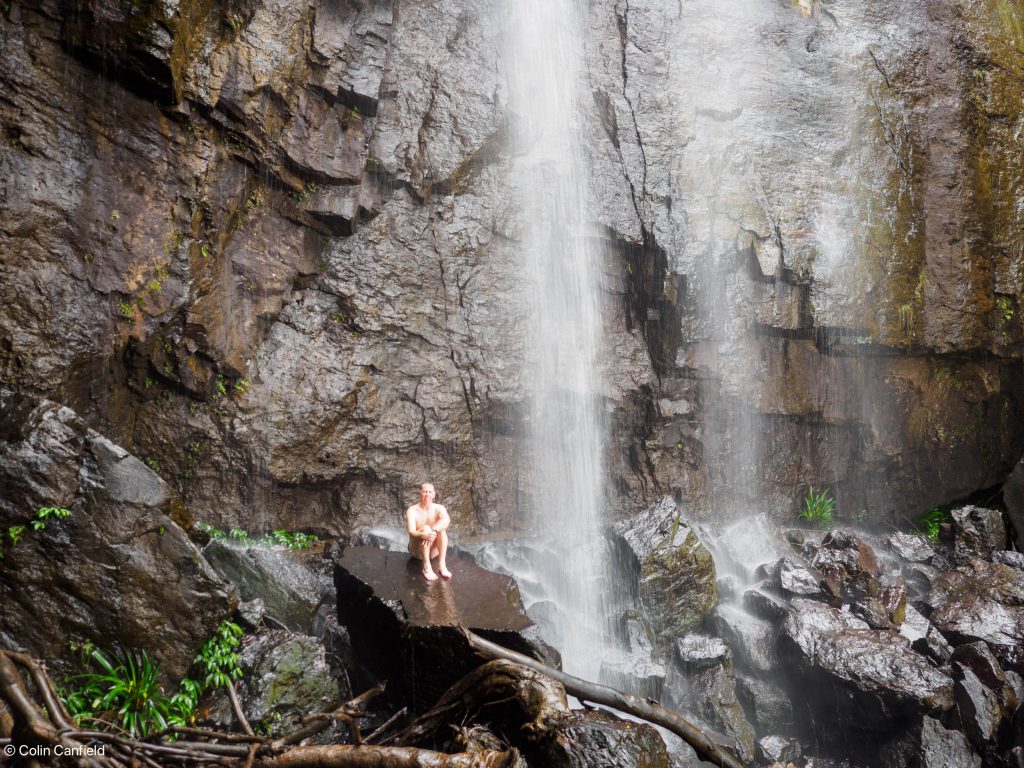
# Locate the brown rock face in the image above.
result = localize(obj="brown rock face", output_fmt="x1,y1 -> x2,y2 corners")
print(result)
0,0 -> 1022,539
0,390 -> 235,679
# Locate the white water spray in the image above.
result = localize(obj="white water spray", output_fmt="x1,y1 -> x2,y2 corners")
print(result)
506,0 -> 609,678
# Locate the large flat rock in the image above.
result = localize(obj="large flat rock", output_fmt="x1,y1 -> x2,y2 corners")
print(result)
335,546 -> 555,706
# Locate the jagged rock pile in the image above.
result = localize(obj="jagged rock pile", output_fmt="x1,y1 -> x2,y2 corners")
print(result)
658,508 -> 1024,767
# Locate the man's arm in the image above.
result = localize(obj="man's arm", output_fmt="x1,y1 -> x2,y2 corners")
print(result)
407,507 -> 436,540
432,505 -> 451,532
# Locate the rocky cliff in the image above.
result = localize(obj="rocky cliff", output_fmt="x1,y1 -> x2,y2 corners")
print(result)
1,0 -> 1022,534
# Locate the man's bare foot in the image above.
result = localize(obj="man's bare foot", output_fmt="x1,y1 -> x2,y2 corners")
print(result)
439,565 -> 452,579
423,568 -> 438,582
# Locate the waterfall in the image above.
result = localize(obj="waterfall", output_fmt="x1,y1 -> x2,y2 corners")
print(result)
506,0 -> 609,678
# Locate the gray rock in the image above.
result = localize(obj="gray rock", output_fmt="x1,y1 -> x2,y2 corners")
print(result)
663,642 -> 755,765
780,599 -> 954,721
926,558 -> 1024,670
203,541 -> 331,633
806,530 -> 883,601
708,605 -> 777,674
887,531 -> 937,564
210,630 -> 346,738
951,506 -> 1008,564
541,709 -> 670,768
993,550 -> 1024,570
0,391 -> 234,679
757,735 -> 800,764
734,673 -> 794,733
953,664 -> 1003,747
237,598 -> 267,631
673,634 -> 730,672
880,716 -> 981,768
612,497 -> 716,643
599,616 -> 666,700
950,641 -> 1007,691
776,557 -> 827,599
742,587 -> 789,622
900,604 -> 953,665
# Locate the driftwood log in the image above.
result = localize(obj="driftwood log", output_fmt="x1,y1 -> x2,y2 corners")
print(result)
461,628 -> 746,768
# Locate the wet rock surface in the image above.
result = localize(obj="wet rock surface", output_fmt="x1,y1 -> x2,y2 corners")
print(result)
209,629 -> 347,738
780,599 -> 954,721
926,558 -> 1024,671
541,709 -> 670,768
612,497 -> 716,643
334,546 -> 553,705
203,541 -> 331,633
0,390 -> 234,679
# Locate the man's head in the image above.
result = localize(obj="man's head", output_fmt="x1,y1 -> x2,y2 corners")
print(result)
419,483 -> 436,505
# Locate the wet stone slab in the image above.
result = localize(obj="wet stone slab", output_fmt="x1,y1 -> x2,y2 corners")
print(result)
335,546 -> 555,706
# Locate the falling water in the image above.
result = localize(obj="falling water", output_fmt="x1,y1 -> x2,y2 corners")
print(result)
506,0 -> 609,677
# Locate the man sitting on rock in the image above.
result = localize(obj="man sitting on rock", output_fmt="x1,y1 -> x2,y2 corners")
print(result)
406,482 -> 452,581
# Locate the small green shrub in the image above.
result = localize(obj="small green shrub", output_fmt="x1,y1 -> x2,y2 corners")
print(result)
194,621 -> 244,690
198,521 -> 318,550
64,645 -> 177,737
798,486 -> 834,529
915,506 -> 951,541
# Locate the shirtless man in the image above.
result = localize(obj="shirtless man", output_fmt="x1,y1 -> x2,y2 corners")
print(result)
406,482 -> 452,581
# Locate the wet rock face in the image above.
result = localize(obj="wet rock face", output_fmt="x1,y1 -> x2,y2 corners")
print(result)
203,542 -> 331,633
542,709 -> 669,768
0,390 -> 235,679
779,599 -> 954,724
209,630 -> 346,738
611,497 -> 716,643
950,506 -> 1008,564
1,0 -> 1023,538
925,558 -> 1024,671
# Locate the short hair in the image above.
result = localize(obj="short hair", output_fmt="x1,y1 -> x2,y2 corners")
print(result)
420,483 -> 435,492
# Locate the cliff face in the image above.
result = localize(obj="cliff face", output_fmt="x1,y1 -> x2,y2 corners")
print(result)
0,0 -> 1021,533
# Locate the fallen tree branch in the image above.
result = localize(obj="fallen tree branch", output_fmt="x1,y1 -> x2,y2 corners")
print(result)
460,628 -> 746,768
253,745 -> 519,768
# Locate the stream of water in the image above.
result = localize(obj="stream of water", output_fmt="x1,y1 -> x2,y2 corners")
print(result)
506,0 -> 610,679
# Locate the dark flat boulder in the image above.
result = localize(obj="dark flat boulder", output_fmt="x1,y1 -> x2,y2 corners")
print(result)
335,546 -> 556,706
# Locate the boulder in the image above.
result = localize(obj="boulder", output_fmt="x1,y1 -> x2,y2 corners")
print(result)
805,530 -> 883,601
664,661 -> 755,765
334,546 -> 556,706
743,587 -> 790,622
780,600 -> 954,726
774,558 -> 828,600
541,709 -> 670,768
611,497 -> 716,643
0,391 -> 234,679
734,673 -> 794,733
926,558 -> 1024,671
757,735 -> 800,765
599,615 -> 666,700
952,664 -> 1003,747
899,604 -> 953,665
203,541 -> 331,633
951,506 -> 1008,564
209,630 -> 346,738
886,531 -> 937,565
879,716 -> 981,768
993,550 -> 1024,570
708,605 -> 777,674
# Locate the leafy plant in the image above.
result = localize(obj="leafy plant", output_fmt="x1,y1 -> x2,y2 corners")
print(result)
1,507 -> 72,559
194,621 -> 244,690
798,486 -> 834,529
915,506 -> 950,541
198,522 -> 318,550
64,645 -> 177,737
